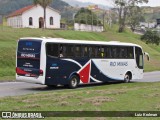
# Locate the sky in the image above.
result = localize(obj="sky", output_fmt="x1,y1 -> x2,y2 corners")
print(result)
75,0 -> 160,7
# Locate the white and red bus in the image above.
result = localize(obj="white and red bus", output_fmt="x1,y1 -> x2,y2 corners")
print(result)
16,37 -> 149,88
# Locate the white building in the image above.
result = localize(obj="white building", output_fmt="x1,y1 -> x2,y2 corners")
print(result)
140,22 -> 156,29
7,4 -> 61,28
74,23 -> 104,32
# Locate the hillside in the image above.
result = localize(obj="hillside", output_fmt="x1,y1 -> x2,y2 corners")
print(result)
62,0 -> 110,9
0,0 -> 69,15
0,25 -> 160,80
141,6 -> 160,22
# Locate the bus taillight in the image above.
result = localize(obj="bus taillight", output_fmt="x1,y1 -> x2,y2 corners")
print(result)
39,69 -> 43,76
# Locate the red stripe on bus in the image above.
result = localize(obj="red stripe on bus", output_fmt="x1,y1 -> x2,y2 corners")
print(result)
79,63 -> 90,83
17,57 -> 40,60
16,67 -> 29,75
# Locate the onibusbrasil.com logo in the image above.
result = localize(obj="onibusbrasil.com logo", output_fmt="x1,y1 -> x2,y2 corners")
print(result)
1,112 -> 45,119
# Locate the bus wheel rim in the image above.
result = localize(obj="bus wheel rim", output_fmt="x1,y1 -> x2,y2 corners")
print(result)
125,75 -> 130,81
71,78 -> 77,87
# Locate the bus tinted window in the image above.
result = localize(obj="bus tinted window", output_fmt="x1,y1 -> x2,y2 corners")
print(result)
104,46 -> 134,59
100,47 -> 105,58
106,46 -> 112,58
59,44 -> 66,58
127,47 -> 134,59
66,45 -> 74,57
111,47 -> 117,58
46,43 -> 58,57
46,43 -> 134,59
75,45 -> 81,57
82,46 -> 88,57
94,46 -> 99,58
89,46 -> 99,58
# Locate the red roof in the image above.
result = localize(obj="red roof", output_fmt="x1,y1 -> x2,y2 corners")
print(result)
8,5 -> 35,17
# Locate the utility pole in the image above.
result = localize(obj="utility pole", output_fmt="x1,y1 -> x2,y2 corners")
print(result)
103,8 -> 105,32
1,14 -> 4,31
91,11 -> 93,31
85,11 -> 88,31
73,13 -> 76,30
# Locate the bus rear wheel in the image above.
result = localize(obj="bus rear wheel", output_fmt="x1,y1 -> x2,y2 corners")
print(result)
68,75 -> 79,89
124,74 -> 131,83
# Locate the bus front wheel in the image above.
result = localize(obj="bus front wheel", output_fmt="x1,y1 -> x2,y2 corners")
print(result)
68,75 -> 79,89
124,74 -> 131,83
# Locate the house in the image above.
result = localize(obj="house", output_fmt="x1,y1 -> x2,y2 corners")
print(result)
140,22 -> 156,29
7,4 -> 61,28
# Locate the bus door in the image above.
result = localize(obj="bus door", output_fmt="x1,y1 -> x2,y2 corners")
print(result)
134,47 -> 144,79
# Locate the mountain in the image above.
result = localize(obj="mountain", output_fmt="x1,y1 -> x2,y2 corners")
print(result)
62,0 -> 111,10
0,0 -> 33,15
0,0 -> 70,15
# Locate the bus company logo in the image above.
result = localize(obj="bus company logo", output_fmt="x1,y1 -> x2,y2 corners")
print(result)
26,42 -> 32,46
2,112 -> 12,118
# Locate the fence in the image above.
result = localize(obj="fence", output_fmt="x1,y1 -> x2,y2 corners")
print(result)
74,23 -> 104,32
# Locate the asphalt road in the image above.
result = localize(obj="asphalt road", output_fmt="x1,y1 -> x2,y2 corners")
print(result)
132,71 -> 160,82
0,71 -> 160,98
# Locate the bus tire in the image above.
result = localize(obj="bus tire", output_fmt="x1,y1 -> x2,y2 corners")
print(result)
68,75 -> 79,89
124,73 -> 131,83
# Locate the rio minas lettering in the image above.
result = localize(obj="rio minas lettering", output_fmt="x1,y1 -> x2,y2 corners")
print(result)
110,62 -> 128,66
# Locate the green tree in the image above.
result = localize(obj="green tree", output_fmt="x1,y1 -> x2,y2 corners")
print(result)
113,0 -> 148,32
141,30 -> 160,45
127,6 -> 142,32
75,8 -> 102,26
34,0 -> 53,28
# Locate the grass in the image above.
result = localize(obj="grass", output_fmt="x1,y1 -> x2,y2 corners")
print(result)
0,25 -> 160,80
0,26 -> 160,119
0,82 -> 160,119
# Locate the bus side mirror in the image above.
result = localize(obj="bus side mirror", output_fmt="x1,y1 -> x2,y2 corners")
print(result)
144,52 -> 150,61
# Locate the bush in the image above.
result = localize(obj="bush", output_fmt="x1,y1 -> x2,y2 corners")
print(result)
141,30 -> 160,45
75,8 -> 102,26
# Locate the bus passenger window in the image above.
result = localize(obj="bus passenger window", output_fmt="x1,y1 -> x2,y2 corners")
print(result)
94,46 -> 99,58
75,45 -> 81,57
119,47 -> 125,58
46,43 -> 58,57
66,45 -> 74,57
59,45 -> 66,58
82,46 -> 88,57
127,47 -> 134,59
89,47 -> 92,57
97,47 -> 101,58
112,47 -> 117,58
89,47 -> 95,58
106,47 -> 112,58
101,47 -> 105,58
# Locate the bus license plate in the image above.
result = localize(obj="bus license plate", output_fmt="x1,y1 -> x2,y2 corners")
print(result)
25,74 -> 30,77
